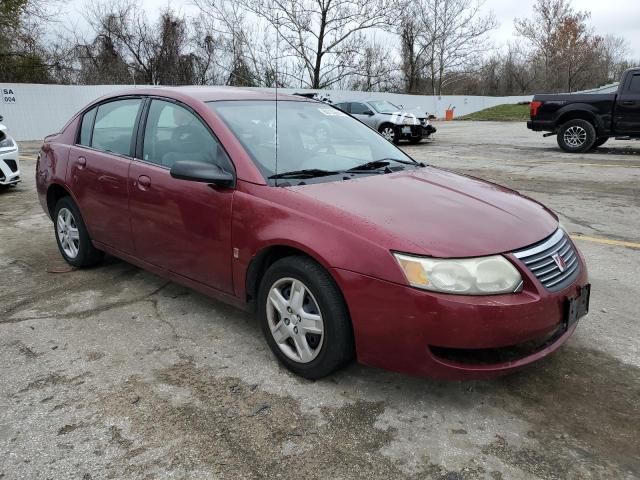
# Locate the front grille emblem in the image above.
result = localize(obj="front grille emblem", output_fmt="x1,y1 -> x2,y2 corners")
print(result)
552,253 -> 566,272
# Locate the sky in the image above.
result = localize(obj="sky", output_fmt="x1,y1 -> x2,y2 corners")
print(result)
483,0 -> 640,54
64,0 -> 640,56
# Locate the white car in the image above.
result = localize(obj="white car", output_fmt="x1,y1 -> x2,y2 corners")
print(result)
0,116 -> 20,187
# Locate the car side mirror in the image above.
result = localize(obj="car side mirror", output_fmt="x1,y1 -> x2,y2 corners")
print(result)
364,110 -> 374,116
170,160 -> 234,188
0,115 -> 3,122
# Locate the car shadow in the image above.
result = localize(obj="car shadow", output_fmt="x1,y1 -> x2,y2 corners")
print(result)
25,252 -> 637,477
589,145 -> 640,156
141,268 -> 639,475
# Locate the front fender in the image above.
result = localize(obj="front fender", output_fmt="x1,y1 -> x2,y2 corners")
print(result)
230,182 -> 408,301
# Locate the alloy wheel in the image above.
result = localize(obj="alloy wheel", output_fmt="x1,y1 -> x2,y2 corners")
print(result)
380,126 -> 395,142
266,277 -> 324,363
57,207 -> 80,259
564,126 -> 587,148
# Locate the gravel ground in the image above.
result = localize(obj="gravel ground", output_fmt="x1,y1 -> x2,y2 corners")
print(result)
1,121 -> 639,479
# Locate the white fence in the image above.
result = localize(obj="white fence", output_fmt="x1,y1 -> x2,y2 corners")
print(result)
0,83 -> 533,141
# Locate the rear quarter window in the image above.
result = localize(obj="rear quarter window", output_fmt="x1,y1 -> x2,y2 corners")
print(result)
78,107 -> 97,146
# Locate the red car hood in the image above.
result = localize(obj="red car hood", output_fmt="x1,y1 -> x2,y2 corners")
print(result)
288,167 -> 558,258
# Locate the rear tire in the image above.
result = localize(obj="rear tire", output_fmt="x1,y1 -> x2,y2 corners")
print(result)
592,137 -> 609,149
54,196 -> 104,267
557,119 -> 596,153
257,255 -> 354,379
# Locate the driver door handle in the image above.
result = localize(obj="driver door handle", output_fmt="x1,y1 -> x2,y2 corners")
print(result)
137,175 -> 151,190
77,157 -> 86,169
622,100 -> 635,105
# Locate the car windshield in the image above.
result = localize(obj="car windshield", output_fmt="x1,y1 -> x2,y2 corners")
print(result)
208,100 -> 415,182
367,100 -> 401,114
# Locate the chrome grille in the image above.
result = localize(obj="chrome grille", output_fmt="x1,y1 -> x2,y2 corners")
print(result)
513,229 -> 580,292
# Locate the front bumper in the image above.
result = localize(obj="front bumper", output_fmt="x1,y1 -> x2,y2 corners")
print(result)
0,146 -> 20,186
423,124 -> 437,137
332,247 -> 588,380
394,124 -> 423,139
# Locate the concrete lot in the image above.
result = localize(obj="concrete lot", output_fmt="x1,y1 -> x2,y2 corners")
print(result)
1,121 -> 638,479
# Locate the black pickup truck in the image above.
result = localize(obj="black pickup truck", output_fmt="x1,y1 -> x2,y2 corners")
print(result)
527,67 -> 640,152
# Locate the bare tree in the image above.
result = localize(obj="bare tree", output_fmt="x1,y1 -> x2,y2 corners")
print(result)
599,35 -> 630,84
398,11 -> 431,94
349,39 -> 399,91
419,0 -> 497,95
233,0 -> 397,89
81,1 -> 197,85
193,0 -> 280,87
0,0 -> 66,82
514,0 -> 600,92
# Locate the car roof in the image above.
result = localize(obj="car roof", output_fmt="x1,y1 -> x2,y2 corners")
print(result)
339,100 -> 392,104
96,86 -> 309,103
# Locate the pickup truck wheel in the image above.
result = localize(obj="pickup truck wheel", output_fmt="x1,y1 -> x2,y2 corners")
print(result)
557,119 -> 596,153
257,255 -> 354,379
592,137 -> 609,148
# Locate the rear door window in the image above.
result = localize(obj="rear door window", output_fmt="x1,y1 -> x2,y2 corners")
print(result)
91,99 -> 143,156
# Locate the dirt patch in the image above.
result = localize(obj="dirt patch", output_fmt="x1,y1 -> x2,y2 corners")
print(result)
93,358 -> 408,479
489,346 -> 640,477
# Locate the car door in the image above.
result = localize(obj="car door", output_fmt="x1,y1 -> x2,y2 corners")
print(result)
615,72 -> 640,135
67,97 -> 143,253
128,98 -> 235,293
350,102 -> 376,127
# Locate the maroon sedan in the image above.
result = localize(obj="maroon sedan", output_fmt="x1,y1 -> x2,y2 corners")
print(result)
36,88 -> 590,380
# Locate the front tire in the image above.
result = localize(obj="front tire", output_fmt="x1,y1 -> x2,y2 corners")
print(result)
257,256 -> 354,379
54,196 -> 104,267
557,119 -> 596,153
379,124 -> 399,144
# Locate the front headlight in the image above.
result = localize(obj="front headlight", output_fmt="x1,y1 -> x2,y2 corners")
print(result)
0,135 -> 17,151
393,253 -> 522,295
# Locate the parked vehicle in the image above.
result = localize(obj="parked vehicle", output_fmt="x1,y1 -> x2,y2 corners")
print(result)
292,92 -> 333,104
37,88 -> 589,380
528,67 -> 640,152
0,115 -> 20,188
335,100 -> 436,144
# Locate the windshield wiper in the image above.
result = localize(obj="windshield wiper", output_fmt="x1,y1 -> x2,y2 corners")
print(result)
346,158 -> 421,172
268,168 -> 339,179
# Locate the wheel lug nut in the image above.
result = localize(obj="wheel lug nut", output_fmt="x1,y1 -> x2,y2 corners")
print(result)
287,306 -> 292,313
293,326 -> 298,334
284,318 -> 290,325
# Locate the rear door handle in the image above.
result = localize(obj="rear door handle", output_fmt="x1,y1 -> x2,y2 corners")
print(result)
77,157 -> 86,169
622,101 -> 635,105
137,175 -> 151,190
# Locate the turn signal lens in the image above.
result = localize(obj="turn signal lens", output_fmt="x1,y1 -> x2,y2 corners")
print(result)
397,257 -> 430,286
